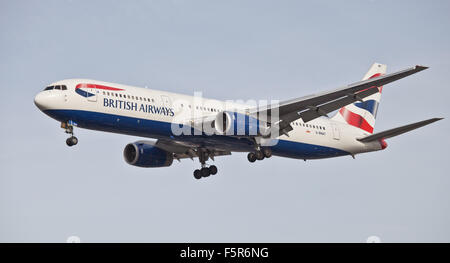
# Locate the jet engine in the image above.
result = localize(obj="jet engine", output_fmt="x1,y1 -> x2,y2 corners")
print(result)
123,141 -> 173,167
213,111 -> 263,136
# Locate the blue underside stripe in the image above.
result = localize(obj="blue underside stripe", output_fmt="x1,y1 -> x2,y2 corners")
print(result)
43,109 -> 350,159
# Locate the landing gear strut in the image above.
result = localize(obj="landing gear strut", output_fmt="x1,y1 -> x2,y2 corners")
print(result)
193,149 -> 218,180
62,121 -> 78,147
247,148 -> 272,163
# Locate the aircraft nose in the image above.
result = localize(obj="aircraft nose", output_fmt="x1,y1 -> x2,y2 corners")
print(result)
34,92 -> 48,111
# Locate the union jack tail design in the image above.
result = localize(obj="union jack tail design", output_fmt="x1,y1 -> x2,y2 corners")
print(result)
331,63 -> 387,134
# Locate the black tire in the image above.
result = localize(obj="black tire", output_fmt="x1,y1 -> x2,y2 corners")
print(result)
193,169 -> 202,179
209,165 -> 218,175
201,167 -> 210,177
255,150 -> 264,160
71,136 -> 78,145
247,152 -> 257,163
262,148 -> 272,158
66,138 -> 73,147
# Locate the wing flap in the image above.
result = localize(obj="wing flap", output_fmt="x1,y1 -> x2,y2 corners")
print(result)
291,86 -> 380,124
255,65 -> 428,123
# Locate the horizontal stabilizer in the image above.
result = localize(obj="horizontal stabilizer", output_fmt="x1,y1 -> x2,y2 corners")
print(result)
357,118 -> 443,142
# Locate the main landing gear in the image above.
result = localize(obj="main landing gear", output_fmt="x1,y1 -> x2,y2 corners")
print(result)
193,149 -> 218,180
247,148 -> 272,163
61,121 -> 78,147
193,165 -> 218,180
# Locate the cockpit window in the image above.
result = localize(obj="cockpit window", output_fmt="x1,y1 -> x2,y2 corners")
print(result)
44,85 -> 68,91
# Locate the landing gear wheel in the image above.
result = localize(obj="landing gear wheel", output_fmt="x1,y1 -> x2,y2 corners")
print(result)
255,150 -> 264,160
66,136 -> 78,147
193,169 -> 202,180
209,165 -> 218,175
201,167 -> 211,177
247,152 -> 257,163
262,148 -> 272,158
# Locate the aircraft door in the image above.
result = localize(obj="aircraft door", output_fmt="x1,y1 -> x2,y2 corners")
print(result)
161,95 -> 171,107
331,123 -> 340,140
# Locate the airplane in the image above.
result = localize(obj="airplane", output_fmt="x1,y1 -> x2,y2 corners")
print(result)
34,63 -> 442,179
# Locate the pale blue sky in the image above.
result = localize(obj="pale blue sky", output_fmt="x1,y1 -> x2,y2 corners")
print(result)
1,0 -> 449,242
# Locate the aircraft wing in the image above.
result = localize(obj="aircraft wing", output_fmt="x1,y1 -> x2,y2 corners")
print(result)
253,65 -> 428,135
154,139 -> 231,161
357,118 -> 443,142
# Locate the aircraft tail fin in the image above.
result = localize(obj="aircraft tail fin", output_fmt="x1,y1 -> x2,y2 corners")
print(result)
331,63 -> 387,133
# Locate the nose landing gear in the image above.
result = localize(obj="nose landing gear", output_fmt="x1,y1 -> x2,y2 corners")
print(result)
66,136 -> 78,147
62,121 -> 78,147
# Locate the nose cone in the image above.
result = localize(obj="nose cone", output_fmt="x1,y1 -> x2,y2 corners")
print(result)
34,92 -> 49,111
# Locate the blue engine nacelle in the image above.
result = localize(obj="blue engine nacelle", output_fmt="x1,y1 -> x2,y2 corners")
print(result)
123,142 -> 173,168
214,111 -> 264,136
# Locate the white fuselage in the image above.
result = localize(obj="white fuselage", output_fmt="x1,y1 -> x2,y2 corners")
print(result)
34,79 -> 384,160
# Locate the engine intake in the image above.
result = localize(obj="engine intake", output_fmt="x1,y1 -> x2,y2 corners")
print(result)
214,111 -> 262,136
123,142 -> 173,167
